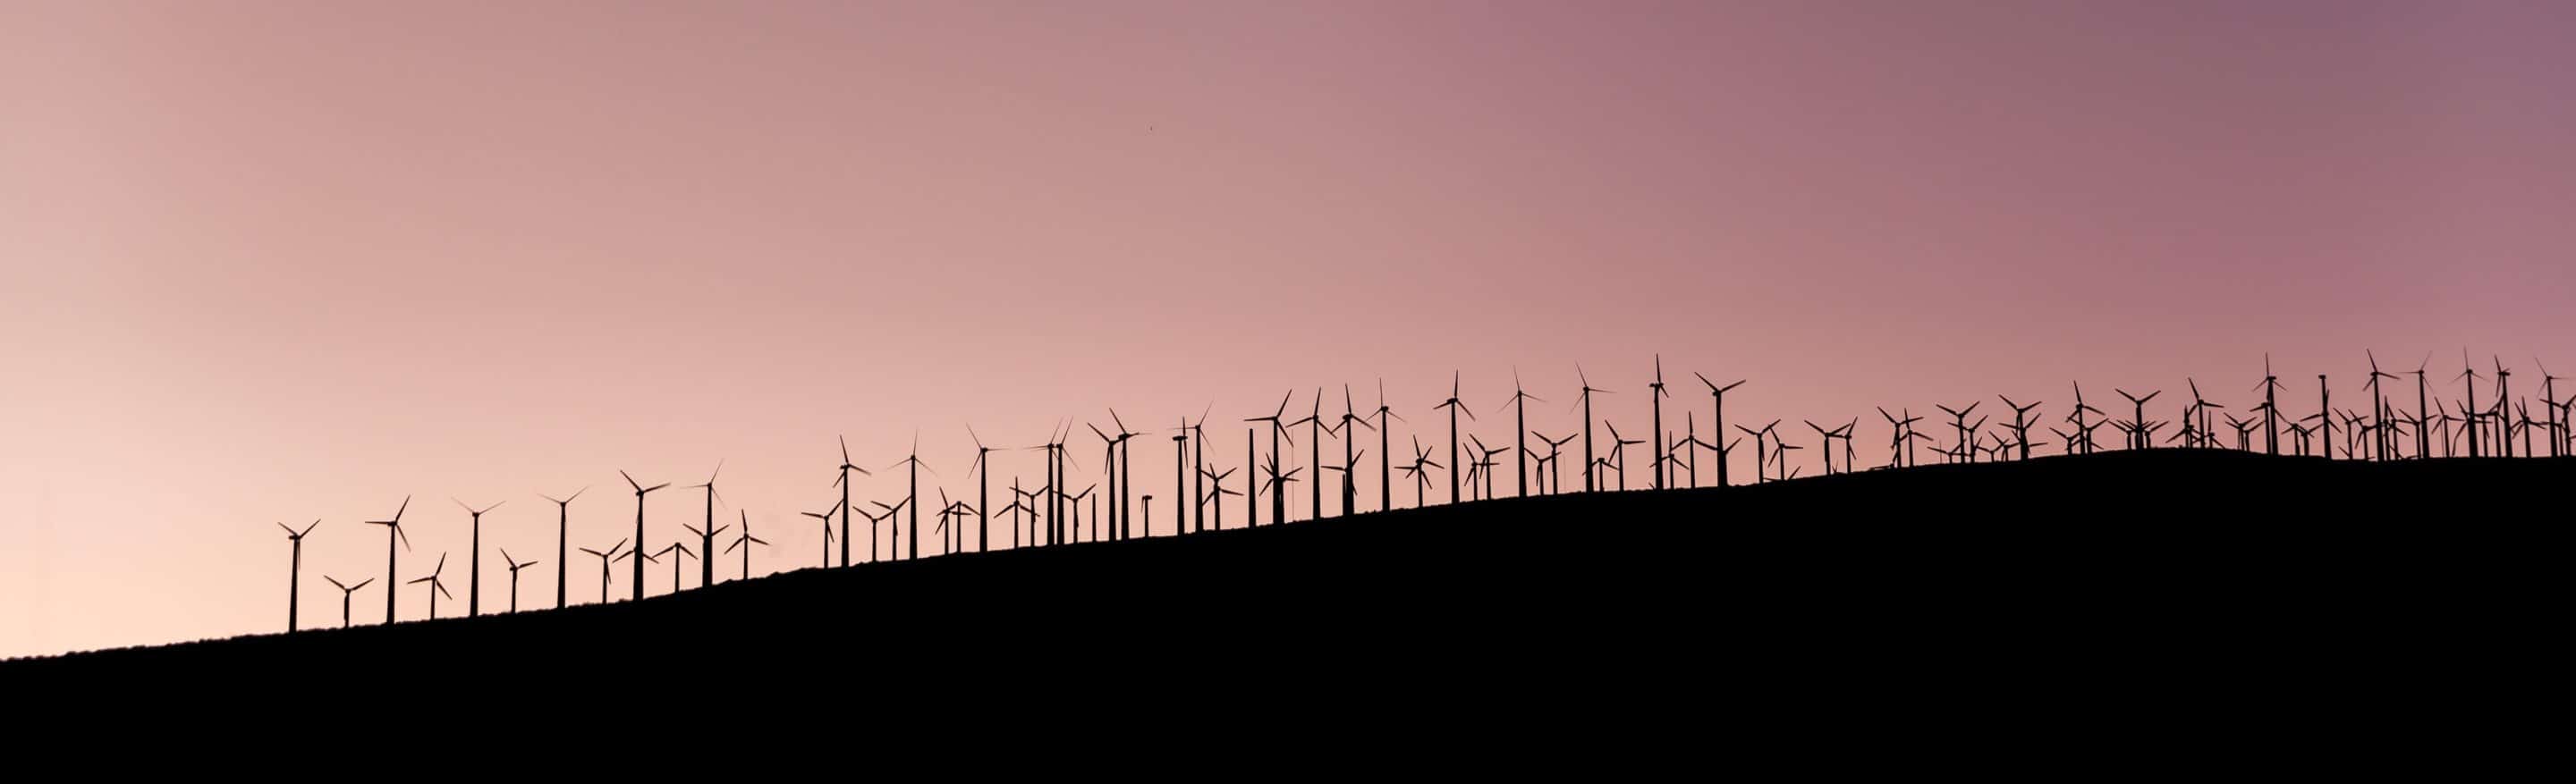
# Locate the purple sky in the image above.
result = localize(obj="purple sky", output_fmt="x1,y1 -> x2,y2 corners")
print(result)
3,1 -> 2572,657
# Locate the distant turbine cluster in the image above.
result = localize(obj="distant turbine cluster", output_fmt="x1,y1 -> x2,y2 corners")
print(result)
267,350 -> 2572,634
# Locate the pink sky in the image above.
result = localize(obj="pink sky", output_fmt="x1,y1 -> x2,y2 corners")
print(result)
4,1 -> 2572,657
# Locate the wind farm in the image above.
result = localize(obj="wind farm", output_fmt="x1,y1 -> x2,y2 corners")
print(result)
9,3 -> 2571,747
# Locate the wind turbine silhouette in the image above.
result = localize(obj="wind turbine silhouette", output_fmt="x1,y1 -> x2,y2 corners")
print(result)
1534,432 -> 1577,494
450,498 -> 503,618
2114,390 -> 2159,450
1089,421 -> 1122,537
2257,355 -> 2284,455
725,510 -> 767,581
323,576 -> 371,629
619,470 -> 669,602
1501,372 -> 1542,498
616,544 -> 665,597
685,460 -> 725,588
889,433 -> 936,560
1199,467 -> 1239,529
1604,422 -> 1643,490
539,486 -> 586,610
801,505 -> 834,568
1433,372 -> 1473,506
501,549 -> 538,613
1648,356 -> 1670,490
1245,391 -> 1293,527
2494,356 -> 2514,458
1108,409 -> 1140,539
279,519 -> 318,632
363,495 -> 412,624
1804,420 -> 1840,476
1998,397 -> 2041,460
1937,402 -> 1979,459
2070,383 -> 2106,456
657,540 -> 695,591
968,426 -> 995,551
832,435 -> 871,566
1335,386 -> 1377,517
580,538 -> 627,604
2539,358 -> 2565,458
679,518 -> 726,590
1733,419 -> 1780,483
1400,436 -> 1441,509
1692,374 -> 1745,486
1174,417 -> 1193,535
1371,379 -> 1402,513
1878,407 -> 1921,468
1289,392 -> 1325,523
2366,351 -> 2401,460
2409,353 -> 2433,459
2313,374 -> 2333,461
1573,364 -> 1613,493
408,552 -> 453,620
1469,434 -> 1507,500
2455,350 -> 2484,458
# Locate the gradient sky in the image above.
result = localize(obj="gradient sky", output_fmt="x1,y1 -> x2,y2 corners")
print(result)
4,1 -> 2572,658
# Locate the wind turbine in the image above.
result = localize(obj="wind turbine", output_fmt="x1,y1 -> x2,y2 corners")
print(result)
1245,391 -> 1294,526
1106,409 -> 1140,539
540,486 -> 586,610
801,505 -> 835,568
967,425 -> 995,552
615,544 -> 660,597
324,576 -> 371,629
580,538 -> 627,604
679,520 -> 727,590
501,549 -> 538,613
1432,373 -> 1474,506
1288,392 -> 1326,523
2494,356 -> 2515,458
1400,436 -> 1441,509
1534,432 -> 1577,494
279,519 -> 318,632
889,433 -> 936,560
619,470 -> 669,602
1936,401 -> 1981,459
1372,379 -> 1402,513
1804,420 -> 1840,476
1733,419 -> 1780,483
363,495 -> 412,624
1648,356 -> 1670,490
1337,386 -> 1377,517
1199,467 -> 1240,529
2257,355 -> 2284,455
1089,421 -> 1122,537
1496,372 -> 1542,498
652,541 -> 695,594
2455,350 -> 2484,458
451,498 -> 504,618
1573,364 -> 1613,492
685,459 -> 725,589
1999,397 -> 2042,460
408,552 -> 453,620
724,510 -> 768,580
1692,374 -> 1745,486
2114,390 -> 2159,450
2070,383 -> 2105,456
2366,351 -> 2401,460
833,435 -> 872,566
1604,422 -> 1643,490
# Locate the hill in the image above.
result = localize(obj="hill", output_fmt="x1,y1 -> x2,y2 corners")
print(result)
8,451 -> 2557,740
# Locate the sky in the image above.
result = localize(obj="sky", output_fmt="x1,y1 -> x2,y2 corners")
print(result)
4,1 -> 2572,658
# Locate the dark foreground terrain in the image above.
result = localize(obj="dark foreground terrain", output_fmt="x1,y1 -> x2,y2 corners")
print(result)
8,451 -> 2558,749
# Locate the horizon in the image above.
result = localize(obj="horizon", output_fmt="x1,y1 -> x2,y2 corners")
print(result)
6,1 -> 2575,658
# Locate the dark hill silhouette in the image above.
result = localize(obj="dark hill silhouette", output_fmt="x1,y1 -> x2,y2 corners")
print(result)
9,451 -> 2555,735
